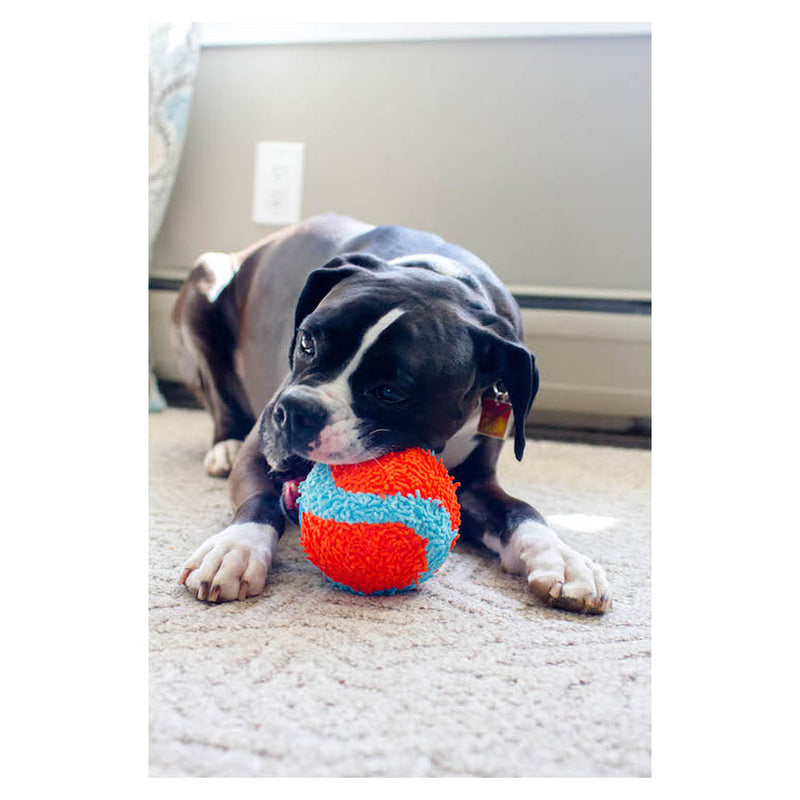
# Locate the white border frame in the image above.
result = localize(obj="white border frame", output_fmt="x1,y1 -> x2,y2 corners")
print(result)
199,22 -> 651,47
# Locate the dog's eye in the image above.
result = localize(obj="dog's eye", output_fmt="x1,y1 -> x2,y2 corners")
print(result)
374,385 -> 406,404
298,331 -> 316,358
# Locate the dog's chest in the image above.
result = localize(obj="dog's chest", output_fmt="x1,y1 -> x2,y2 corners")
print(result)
440,409 -> 481,470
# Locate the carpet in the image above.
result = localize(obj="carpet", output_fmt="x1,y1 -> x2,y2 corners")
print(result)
149,407 -> 651,777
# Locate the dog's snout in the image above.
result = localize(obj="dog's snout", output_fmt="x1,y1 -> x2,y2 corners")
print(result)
274,389 -> 328,448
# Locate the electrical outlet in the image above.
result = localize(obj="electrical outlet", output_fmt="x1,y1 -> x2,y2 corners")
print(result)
252,141 -> 305,225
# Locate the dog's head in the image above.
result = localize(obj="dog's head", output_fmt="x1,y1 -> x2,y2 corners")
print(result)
260,253 -> 538,475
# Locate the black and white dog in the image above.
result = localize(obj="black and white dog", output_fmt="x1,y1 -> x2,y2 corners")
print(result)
173,214 -> 611,613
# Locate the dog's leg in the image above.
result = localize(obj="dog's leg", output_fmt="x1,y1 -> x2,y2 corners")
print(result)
453,443 -> 611,614
459,482 -> 612,614
178,416 -> 284,602
171,254 -> 255,476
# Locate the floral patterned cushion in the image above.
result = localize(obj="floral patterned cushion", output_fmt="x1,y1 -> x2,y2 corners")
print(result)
149,23 -> 200,245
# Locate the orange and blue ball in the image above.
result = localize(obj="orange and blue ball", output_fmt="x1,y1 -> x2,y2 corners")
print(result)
298,448 -> 461,595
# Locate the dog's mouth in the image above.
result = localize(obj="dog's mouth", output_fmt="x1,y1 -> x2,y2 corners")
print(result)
268,455 -> 313,522
281,475 -> 305,513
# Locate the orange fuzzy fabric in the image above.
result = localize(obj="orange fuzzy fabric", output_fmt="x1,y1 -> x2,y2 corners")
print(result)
298,448 -> 461,594
300,515 -> 429,595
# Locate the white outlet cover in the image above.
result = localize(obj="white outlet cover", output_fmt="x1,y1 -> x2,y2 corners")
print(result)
252,141 -> 305,226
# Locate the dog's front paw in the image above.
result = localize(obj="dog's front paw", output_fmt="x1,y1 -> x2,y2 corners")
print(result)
504,521 -> 612,615
203,439 -> 243,477
178,522 -> 279,603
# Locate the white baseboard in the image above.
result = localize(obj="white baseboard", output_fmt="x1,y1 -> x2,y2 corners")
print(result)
521,307 -> 651,418
149,289 -> 183,383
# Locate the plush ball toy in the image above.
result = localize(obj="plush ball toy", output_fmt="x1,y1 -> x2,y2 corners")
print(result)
297,448 -> 461,595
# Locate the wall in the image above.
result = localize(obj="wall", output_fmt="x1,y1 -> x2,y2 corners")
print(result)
151,34 -> 650,292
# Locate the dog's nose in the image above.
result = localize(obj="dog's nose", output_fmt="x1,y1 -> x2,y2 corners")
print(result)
272,403 -> 287,429
273,389 -> 328,447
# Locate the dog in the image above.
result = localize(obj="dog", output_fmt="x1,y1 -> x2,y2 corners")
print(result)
172,214 -> 611,613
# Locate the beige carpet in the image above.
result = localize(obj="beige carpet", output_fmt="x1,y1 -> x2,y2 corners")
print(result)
149,407 -> 651,777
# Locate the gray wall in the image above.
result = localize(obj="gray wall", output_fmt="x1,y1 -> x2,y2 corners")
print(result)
152,35 -> 650,292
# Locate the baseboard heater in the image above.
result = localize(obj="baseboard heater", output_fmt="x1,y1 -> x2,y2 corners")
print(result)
513,293 -> 650,316
149,275 -> 651,315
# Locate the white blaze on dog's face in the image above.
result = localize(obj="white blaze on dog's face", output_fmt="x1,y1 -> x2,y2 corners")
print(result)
295,307 -> 405,464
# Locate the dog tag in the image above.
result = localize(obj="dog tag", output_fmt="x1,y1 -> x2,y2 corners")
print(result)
478,396 -> 512,439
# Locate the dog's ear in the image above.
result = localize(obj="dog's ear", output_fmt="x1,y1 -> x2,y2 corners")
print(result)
470,319 -> 539,461
291,254 -> 387,365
